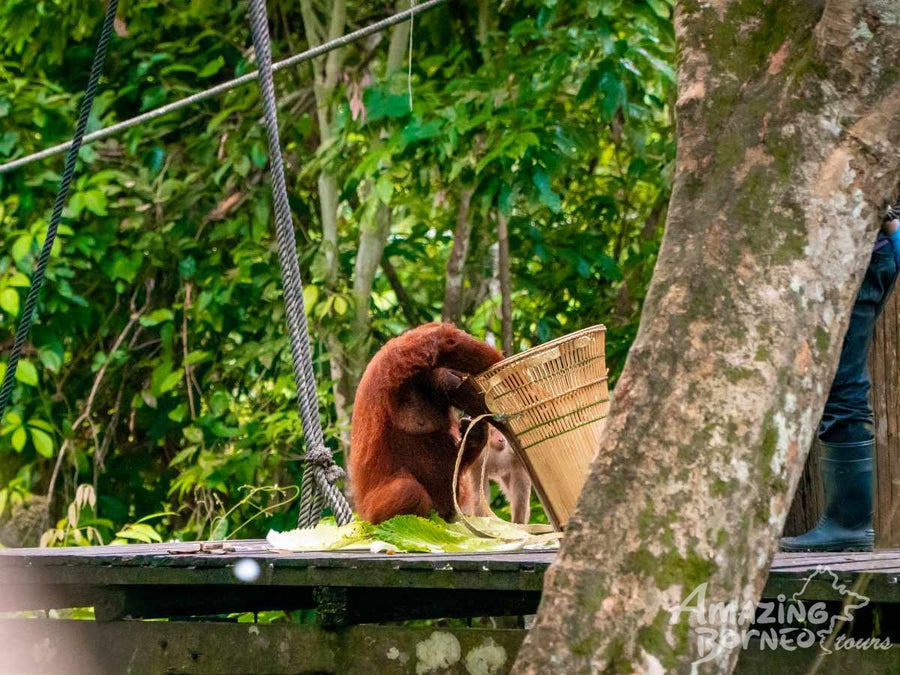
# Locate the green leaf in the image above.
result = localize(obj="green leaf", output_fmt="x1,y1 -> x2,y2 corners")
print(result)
646,0 -> 671,18
1,410 -> 21,434
0,131 -> 18,156
532,170 -> 562,214
11,235 -> 32,261
302,285 -> 319,313
27,418 -> 53,433
11,426 -> 26,452
333,296 -> 348,316
169,445 -> 197,467
7,272 -> 30,287
599,70 -> 627,122
150,361 -> 173,396
209,390 -> 230,416
15,361 -> 38,386
183,426 -> 204,444
39,349 -> 63,373
364,87 -> 410,122
199,56 -> 225,78
30,428 -> 54,458
0,288 -> 19,316
209,421 -> 239,438
159,370 -> 184,394
234,155 -> 250,177
116,523 -> 163,543
595,253 -> 623,281
140,308 -> 174,327
179,256 -> 197,278
250,142 -> 268,168
185,350 -> 210,365
402,118 -> 441,144
81,190 -> 108,216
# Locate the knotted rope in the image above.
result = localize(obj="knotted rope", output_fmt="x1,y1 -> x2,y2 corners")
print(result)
247,0 -> 352,528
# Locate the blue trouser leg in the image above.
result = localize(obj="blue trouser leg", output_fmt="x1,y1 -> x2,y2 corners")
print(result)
818,245 -> 899,444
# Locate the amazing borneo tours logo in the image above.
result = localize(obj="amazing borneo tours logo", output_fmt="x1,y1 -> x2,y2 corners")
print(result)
667,565 -> 891,665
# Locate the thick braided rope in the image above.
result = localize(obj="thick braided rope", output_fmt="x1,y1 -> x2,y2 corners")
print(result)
0,0 -> 120,421
247,0 -> 352,528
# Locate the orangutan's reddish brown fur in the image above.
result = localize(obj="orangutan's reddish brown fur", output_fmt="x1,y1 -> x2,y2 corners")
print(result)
349,323 -> 503,524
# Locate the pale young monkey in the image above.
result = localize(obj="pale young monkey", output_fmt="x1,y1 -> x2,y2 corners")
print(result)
463,425 -> 533,524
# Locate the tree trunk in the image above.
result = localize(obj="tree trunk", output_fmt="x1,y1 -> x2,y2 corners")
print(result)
350,205 -> 391,370
515,2 -> 900,672
497,212 -> 513,355
382,256 -> 422,325
442,188 -> 474,324
301,0 -> 352,444
346,5 -> 413,393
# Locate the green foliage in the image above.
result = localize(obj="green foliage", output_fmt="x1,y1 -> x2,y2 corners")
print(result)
0,0 -> 674,546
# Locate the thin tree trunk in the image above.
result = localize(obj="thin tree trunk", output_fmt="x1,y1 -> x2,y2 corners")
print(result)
300,0 -> 351,445
382,256 -> 422,325
497,212 -> 513,355
346,4 -> 413,391
349,205 -> 391,372
442,188 -> 475,324
318,172 -> 340,287
515,2 -> 900,672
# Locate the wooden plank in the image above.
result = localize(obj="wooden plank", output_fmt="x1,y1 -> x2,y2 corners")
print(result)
0,620 -> 897,675
1,544 -> 900,614
871,286 -> 898,547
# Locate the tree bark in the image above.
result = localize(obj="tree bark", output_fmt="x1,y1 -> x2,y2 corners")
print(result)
301,0 -> 352,444
350,205 -> 391,370
497,212 -> 513,355
347,5 -> 413,392
442,188 -> 475,324
515,2 -> 900,672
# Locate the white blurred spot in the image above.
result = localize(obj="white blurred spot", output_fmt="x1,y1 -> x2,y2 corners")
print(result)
233,558 -> 261,582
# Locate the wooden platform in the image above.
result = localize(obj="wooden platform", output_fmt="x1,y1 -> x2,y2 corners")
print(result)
1,542 -> 899,673
3,541 -> 900,617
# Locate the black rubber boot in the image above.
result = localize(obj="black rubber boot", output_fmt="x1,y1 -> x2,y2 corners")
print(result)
780,439 -> 874,552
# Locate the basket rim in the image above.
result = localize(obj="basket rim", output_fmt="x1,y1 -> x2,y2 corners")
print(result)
474,324 -> 607,384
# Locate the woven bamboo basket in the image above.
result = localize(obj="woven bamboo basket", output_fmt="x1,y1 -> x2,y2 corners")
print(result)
473,325 -> 610,529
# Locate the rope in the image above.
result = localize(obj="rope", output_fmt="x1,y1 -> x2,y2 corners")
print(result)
247,0 -> 352,528
0,0 -> 120,422
0,0 -> 447,175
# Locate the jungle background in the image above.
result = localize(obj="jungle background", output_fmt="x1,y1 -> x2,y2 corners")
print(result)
0,0 -> 674,549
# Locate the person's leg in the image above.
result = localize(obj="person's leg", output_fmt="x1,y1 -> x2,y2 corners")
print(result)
781,246 -> 898,551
